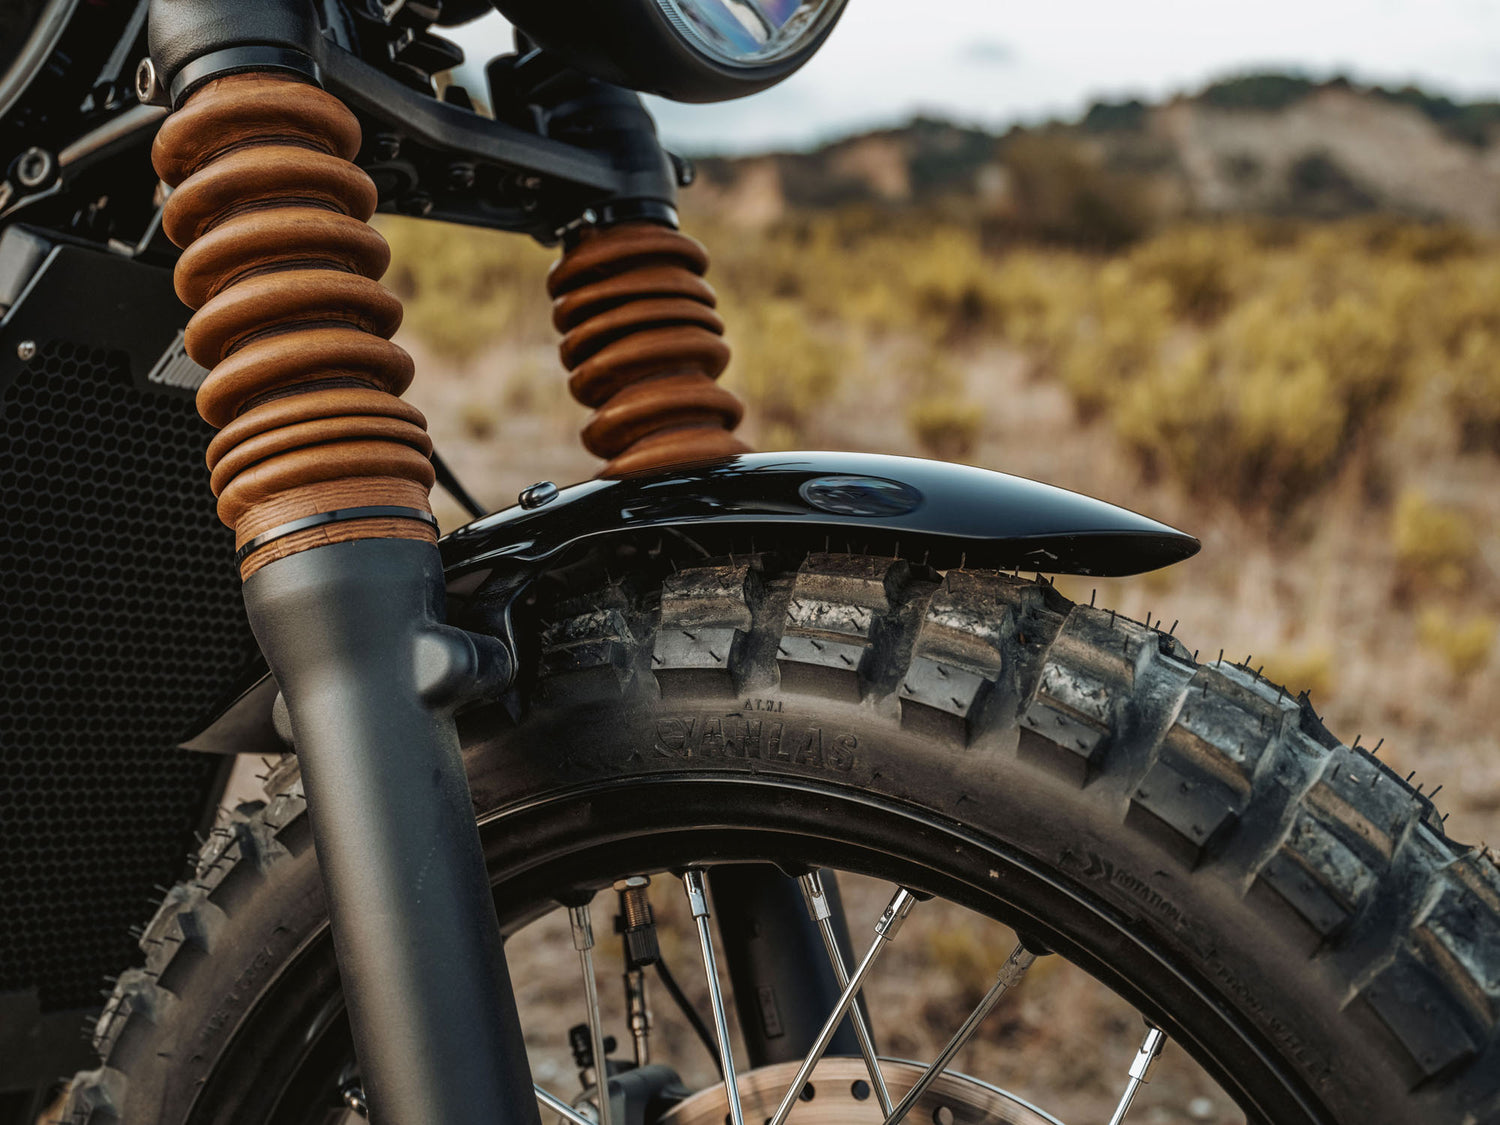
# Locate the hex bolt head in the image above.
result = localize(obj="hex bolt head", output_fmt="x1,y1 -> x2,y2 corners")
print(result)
518,481 -> 559,510
399,193 -> 433,217
14,148 -> 53,189
134,57 -> 163,106
16,340 -> 37,362
447,162 -> 476,190
373,133 -> 401,161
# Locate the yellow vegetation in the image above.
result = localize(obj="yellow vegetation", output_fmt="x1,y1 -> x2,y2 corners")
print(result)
926,922 -> 1005,1008
382,209 -> 1500,515
908,396 -> 984,459
718,297 -> 847,446
379,216 -> 555,361
1392,490 -> 1479,594
1258,647 -> 1336,700
1418,607 -> 1496,679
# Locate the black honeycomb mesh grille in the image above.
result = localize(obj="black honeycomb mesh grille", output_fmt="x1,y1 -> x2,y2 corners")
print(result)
0,341 -> 259,1010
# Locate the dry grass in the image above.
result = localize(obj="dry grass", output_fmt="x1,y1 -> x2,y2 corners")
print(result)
381,210 -> 1500,1125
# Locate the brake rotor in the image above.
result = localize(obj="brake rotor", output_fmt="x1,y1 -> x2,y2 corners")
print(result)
658,1057 -> 1063,1125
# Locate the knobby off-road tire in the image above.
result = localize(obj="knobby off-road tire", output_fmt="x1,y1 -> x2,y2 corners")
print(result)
64,550 -> 1500,1125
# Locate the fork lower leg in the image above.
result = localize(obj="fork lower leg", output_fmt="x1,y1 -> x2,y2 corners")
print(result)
151,59 -> 536,1125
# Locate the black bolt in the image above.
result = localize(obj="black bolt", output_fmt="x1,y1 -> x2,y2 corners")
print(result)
373,133 -> 401,161
399,193 -> 433,217
447,162 -> 476,190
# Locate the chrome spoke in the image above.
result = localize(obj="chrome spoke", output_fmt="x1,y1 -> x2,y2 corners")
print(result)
1105,1025 -> 1167,1125
536,1083 -> 603,1125
682,870 -> 748,1125
880,941 -> 1036,1125
569,903 -> 614,1125
768,887 -> 919,1125
798,871 -> 895,1115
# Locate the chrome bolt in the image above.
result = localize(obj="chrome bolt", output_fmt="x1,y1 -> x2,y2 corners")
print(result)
134,57 -> 164,106
14,148 -> 53,189
518,481 -> 559,510
16,340 -> 37,362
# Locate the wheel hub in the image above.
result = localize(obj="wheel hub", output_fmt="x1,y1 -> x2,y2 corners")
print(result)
658,1058 -> 1063,1125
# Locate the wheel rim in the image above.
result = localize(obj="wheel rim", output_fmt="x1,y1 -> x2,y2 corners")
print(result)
192,774 -> 1318,1125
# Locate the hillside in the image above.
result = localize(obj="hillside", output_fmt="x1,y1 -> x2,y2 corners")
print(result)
688,74 -> 1500,238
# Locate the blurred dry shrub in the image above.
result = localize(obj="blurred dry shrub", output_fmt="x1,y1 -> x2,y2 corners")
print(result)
1392,490 -> 1480,595
379,215 -> 555,361
924,922 -> 996,1009
720,297 -> 846,445
1259,647 -> 1336,700
908,396 -> 984,459
695,213 -> 1500,513
458,401 -> 498,440
381,207 -> 1500,518
998,131 -> 1155,249
1418,607 -> 1496,679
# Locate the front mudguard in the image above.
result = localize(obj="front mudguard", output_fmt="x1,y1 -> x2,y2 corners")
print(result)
184,451 -> 1197,753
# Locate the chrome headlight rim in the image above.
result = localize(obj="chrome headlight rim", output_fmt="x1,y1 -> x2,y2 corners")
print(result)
653,0 -> 849,70
492,0 -> 850,104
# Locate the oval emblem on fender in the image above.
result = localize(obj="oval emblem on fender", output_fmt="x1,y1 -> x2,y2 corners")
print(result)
799,476 -> 923,517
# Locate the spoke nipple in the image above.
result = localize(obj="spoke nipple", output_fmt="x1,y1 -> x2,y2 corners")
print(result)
874,888 -> 918,939
569,903 -> 596,951
798,871 -> 832,921
682,869 -> 711,918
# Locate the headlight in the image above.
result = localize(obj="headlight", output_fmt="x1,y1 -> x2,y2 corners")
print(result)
491,0 -> 849,103
656,0 -> 847,68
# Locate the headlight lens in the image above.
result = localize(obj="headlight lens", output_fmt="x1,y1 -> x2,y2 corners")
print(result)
654,0 -> 847,67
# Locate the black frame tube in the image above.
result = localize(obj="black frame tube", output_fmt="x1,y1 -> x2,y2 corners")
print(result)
708,865 -> 863,1066
242,539 -> 536,1125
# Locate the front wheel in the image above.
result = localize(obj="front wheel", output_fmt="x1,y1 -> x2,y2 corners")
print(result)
65,548 -> 1500,1125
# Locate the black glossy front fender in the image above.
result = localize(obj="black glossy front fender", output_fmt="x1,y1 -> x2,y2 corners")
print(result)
184,452 -> 1196,753
442,451 -> 1197,580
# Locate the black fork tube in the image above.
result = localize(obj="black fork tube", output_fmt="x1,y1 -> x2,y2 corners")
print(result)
708,865 -> 864,1065
243,539 -> 537,1125
149,0 -> 545,1116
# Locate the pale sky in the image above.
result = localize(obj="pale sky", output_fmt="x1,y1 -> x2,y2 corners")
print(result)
445,0 -> 1500,154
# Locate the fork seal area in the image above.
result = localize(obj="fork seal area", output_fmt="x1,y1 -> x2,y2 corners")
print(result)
232,506 -> 438,567
241,537 -> 535,1125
